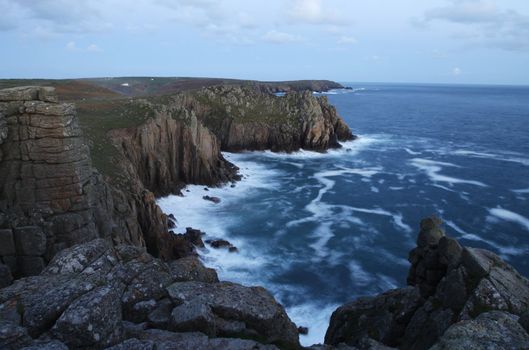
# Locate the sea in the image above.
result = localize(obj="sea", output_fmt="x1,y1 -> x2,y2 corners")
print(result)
158,83 -> 529,346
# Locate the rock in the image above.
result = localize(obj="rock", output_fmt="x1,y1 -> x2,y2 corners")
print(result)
0,321 -> 33,350
105,338 -> 154,350
13,226 -> 46,256
519,310 -> 529,334
203,195 -> 221,204
21,339 -> 68,350
417,217 -> 444,248
229,246 -> 239,253
147,298 -> 174,329
168,256 -> 218,283
298,326 -> 309,335
17,256 -> 45,277
325,287 -> 423,347
0,264 -> 13,288
0,229 -> 15,256
183,227 -> 205,247
207,239 -> 234,250
166,281 -> 299,348
461,247 -> 494,279
52,285 -> 122,347
429,311 -> 529,350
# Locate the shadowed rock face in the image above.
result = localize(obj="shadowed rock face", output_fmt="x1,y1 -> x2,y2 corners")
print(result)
325,217 -> 529,350
0,239 -> 298,350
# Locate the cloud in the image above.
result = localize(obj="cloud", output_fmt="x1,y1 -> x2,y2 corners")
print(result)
452,67 -> 462,76
262,30 -> 302,44
288,0 -> 347,26
66,41 -> 102,52
419,0 -> 529,51
337,35 -> 357,45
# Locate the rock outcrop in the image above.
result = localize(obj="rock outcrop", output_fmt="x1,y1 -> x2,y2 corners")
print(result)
167,86 -> 355,152
0,239 -> 299,349
325,217 -> 529,350
0,87 -> 120,279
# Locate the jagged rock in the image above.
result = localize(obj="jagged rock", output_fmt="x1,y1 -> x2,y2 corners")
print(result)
325,287 -> 423,347
0,264 -> 13,288
166,281 -> 299,348
203,195 -> 221,203
207,239 -> 232,249
147,298 -> 173,329
0,321 -> 33,350
0,229 -> 15,256
52,285 -> 123,347
326,217 -> 529,350
429,311 -> 529,350
13,226 -> 46,256
119,326 -> 280,350
168,256 -> 218,283
21,339 -> 68,350
168,85 -> 355,153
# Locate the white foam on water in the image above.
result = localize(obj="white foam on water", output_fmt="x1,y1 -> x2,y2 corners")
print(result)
349,260 -> 373,287
245,134 -> 389,161
513,188 -> 529,194
346,207 -> 412,234
389,186 -> 404,190
405,148 -> 421,155
371,186 -> 380,193
287,303 -> 338,347
488,208 -> 529,232
410,158 -> 488,187
445,220 -> 526,257
453,149 -> 529,166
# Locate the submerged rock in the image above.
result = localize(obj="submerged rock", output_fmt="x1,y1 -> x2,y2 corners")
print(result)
203,195 -> 221,204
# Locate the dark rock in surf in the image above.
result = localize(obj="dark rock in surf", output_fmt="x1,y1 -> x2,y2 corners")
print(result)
203,195 -> 221,204
298,326 -> 309,335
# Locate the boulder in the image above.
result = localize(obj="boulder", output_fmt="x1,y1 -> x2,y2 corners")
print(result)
168,256 -> 218,283
0,264 -> 13,288
13,226 -> 46,256
166,281 -> 299,348
0,229 -> 15,256
203,195 -> 221,204
325,287 -> 422,347
0,321 -> 33,350
429,311 -> 529,350
52,285 -> 123,347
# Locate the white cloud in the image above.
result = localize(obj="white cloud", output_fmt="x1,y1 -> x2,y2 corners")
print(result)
66,41 -> 102,52
452,67 -> 462,76
262,30 -> 302,44
420,0 -> 529,51
288,0 -> 347,26
337,35 -> 357,45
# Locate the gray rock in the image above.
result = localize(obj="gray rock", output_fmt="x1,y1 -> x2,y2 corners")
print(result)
13,226 -> 46,256
147,298 -> 174,329
166,281 -> 299,348
44,238 -> 117,275
0,86 -> 39,102
168,256 -> 218,283
461,247 -> 494,279
437,236 -> 462,269
0,321 -> 33,350
52,285 -> 123,347
0,229 -> 15,256
429,311 -> 529,350
417,217 -> 445,248
519,310 -> 529,334
17,256 -> 45,277
105,338 -> 155,350
21,339 -> 68,350
325,287 -> 423,347
0,263 -> 13,288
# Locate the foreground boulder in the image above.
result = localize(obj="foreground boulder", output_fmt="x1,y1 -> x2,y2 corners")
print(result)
325,217 -> 529,350
0,239 -> 299,349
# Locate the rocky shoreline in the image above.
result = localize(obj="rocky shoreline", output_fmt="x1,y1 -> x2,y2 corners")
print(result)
1,84 -> 529,349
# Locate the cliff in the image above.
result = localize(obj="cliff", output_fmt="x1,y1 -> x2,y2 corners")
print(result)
165,86 -> 355,152
324,217 -> 529,350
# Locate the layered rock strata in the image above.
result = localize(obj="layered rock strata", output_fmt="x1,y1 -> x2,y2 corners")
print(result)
0,87 -> 119,278
325,217 -> 529,350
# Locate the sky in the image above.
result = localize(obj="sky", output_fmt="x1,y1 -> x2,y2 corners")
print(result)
1,0 -> 529,85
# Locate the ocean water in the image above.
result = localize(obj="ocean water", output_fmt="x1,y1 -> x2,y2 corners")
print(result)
158,83 -> 529,346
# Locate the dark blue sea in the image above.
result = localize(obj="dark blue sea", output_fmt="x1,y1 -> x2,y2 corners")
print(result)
158,83 -> 529,345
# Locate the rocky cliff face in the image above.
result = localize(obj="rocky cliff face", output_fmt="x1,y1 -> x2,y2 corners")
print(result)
0,87 -> 122,279
110,110 -> 238,197
168,86 -> 355,152
325,217 -> 529,350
